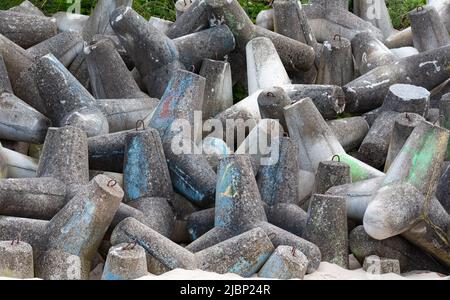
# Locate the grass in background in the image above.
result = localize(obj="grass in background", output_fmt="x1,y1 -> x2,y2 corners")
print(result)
0,0 -> 428,28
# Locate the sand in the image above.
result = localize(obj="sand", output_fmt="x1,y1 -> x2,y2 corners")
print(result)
1,262 -> 448,280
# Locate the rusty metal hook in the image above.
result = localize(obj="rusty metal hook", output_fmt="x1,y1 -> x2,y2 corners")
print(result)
268,232 -> 277,240
107,179 -> 117,187
123,241 -> 137,250
11,233 -> 21,245
136,120 -> 145,131
291,246 -> 297,257
331,155 -> 341,162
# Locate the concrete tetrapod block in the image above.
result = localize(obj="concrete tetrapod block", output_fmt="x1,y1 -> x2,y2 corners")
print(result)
0,11 -> 57,48
82,0 -> 132,42
205,0 -> 315,74
349,225 -> 447,273
85,38 -> 149,100
112,217 -> 274,277
39,174 -> 124,279
364,121 -> 450,267
123,128 -> 174,202
185,155 -> 321,274
409,5 -> 450,53
145,70 -> 216,207
36,250 -> 82,280
430,80 -> 450,108
110,6 -> 185,99
234,119 -> 283,173
363,255 -> 401,275
343,45 -> 450,114
284,97 -> 385,182
0,241 -> 34,279
258,245 -> 309,280
304,194 -> 349,269
102,243 -> 148,280
34,54 -> 109,137
309,0 -> 349,10
382,84 -> 430,117
272,0 -> 321,83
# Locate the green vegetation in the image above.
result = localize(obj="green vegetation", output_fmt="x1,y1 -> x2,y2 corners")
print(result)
0,0 -> 428,29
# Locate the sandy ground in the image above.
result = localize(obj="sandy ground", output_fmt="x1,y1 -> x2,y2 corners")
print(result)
135,262 -> 449,280
1,262 -> 448,280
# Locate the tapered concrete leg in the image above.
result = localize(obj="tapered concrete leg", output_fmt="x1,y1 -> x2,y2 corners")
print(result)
284,97 -> 384,181
26,31 -> 83,67
353,0 -> 394,39
304,194 -> 349,268
167,0 -> 211,39
327,177 -> 385,221
246,37 -> 291,95
82,0 -> 132,42
85,38 -> 149,100
0,92 -> 50,144
316,36 -> 354,86
409,5 -> 450,52
327,117 -> 370,152
385,113 -> 425,171
199,59 -> 233,121
0,11 -> 57,48
351,31 -> 396,75
34,54 -> 109,137
102,243 -> 148,280
174,25 -> 235,71
37,126 -> 89,189
95,98 -> 158,133
41,174 -> 124,279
